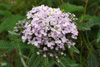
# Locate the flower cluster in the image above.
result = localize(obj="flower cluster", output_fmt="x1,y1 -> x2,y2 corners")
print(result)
14,20 -> 27,35
15,5 -> 78,59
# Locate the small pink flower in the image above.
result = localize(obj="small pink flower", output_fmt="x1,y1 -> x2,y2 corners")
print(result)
43,47 -> 48,51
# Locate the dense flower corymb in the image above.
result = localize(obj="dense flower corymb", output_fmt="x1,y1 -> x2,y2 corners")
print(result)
15,5 -> 78,59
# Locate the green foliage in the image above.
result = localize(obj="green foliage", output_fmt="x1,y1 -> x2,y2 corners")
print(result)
41,58 -> 55,67
47,0 -> 53,7
27,49 -> 55,67
0,55 -> 11,67
28,53 -> 80,67
15,57 -> 23,67
0,40 -> 14,49
86,17 -> 100,28
56,57 -> 80,67
78,15 -> 100,31
8,31 -> 19,35
59,3 -> 84,12
0,40 -> 32,49
0,10 -> 11,16
0,3 -> 11,9
96,44 -> 100,66
97,29 -> 100,42
87,53 -> 99,67
0,15 -> 24,33
0,60 -> 11,67
28,53 -> 42,67
44,60 -> 55,67
69,46 -> 79,54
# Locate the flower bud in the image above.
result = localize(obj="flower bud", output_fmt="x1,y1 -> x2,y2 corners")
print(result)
36,52 -> 40,55
43,54 -> 46,57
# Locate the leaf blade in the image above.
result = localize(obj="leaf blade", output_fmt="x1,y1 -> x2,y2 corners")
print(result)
59,3 -> 84,12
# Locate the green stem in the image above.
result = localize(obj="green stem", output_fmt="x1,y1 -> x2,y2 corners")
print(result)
31,56 -> 40,67
44,57 -> 48,67
17,43 -> 27,67
85,32 -> 96,52
25,46 -> 34,65
81,31 -> 91,51
84,0 -> 88,14
79,31 -> 83,67
59,60 -> 66,67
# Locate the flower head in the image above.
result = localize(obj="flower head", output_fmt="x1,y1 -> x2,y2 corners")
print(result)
15,5 -> 78,59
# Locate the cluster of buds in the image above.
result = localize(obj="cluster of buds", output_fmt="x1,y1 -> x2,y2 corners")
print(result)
36,49 -> 66,59
14,20 -> 27,35
68,12 -> 78,21
14,5 -> 78,59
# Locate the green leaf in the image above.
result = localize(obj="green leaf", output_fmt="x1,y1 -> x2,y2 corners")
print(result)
46,60 -> 55,67
69,46 -> 79,54
88,52 -> 99,67
0,10 -> 11,16
15,57 -> 23,67
59,3 -> 84,12
97,29 -> 100,42
0,15 -> 24,33
0,40 -> 32,49
0,40 -> 14,49
78,15 -> 94,23
77,15 -> 94,31
28,55 -> 55,67
56,57 -> 80,67
41,58 -> 55,67
11,41 -> 33,49
28,53 -> 42,67
8,31 -> 19,35
87,17 -> 100,27
78,16 -> 100,31
77,22 -> 91,31
0,3 -> 11,9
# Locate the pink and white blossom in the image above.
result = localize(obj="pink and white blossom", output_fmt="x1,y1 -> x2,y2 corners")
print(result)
22,5 -> 78,53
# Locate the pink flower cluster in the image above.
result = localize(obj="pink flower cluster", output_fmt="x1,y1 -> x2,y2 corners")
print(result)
22,5 -> 78,51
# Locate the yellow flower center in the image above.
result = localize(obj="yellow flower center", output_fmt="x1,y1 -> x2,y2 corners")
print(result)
37,15 -> 39,18
49,12 -> 51,15
61,10 -> 63,13
45,21 -> 47,24
56,27 -> 59,30
53,8 -> 55,11
41,6 -> 43,9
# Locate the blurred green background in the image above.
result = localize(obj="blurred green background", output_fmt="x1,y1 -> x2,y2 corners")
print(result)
0,0 -> 100,67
